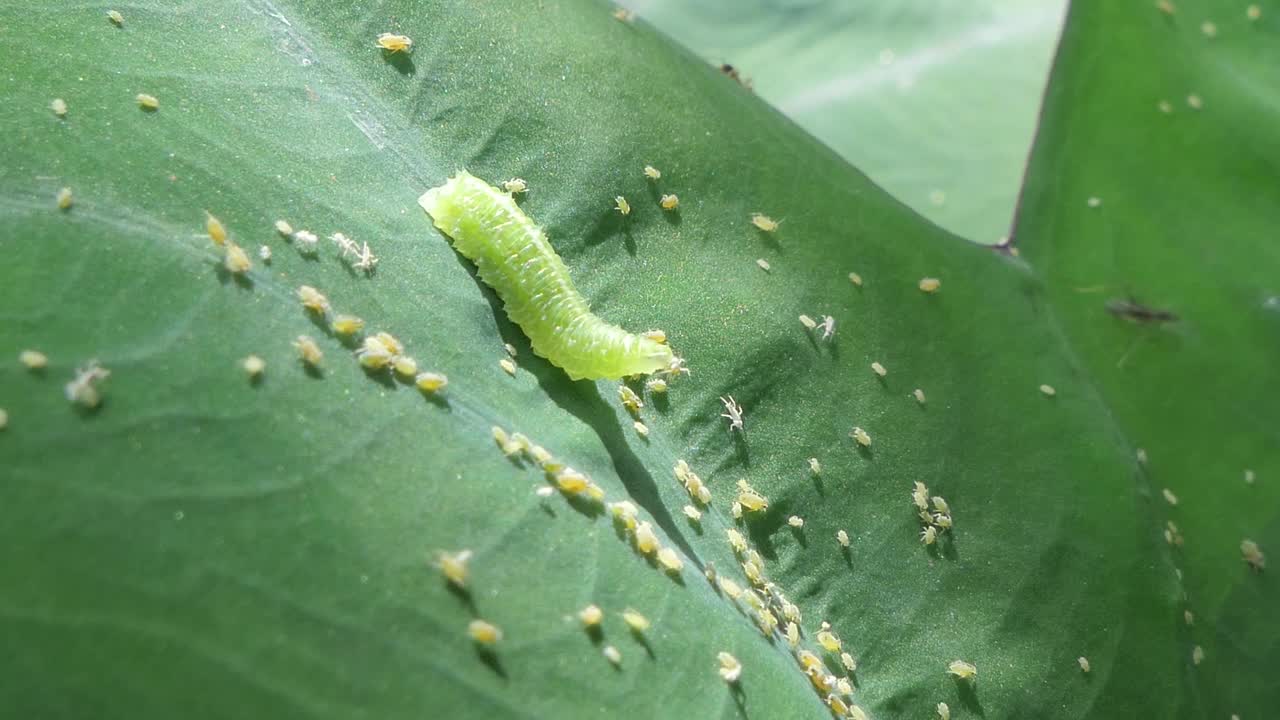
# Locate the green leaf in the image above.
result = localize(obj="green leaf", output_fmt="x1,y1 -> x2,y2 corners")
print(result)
0,1 -> 1272,719
625,0 -> 1066,243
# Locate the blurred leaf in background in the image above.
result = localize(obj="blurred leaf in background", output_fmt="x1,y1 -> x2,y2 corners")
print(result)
623,0 -> 1067,243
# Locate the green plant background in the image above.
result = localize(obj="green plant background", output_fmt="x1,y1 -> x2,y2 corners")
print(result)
0,1 -> 1274,719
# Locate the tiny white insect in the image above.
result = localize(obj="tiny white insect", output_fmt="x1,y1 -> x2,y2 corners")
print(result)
293,336 -> 323,367
918,277 -> 942,293
1087,196 -> 1102,208
19,350 -> 48,370
848,271 -> 863,287
788,515 -> 804,529
657,547 -> 683,572
1200,20 -> 1217,37
750,213 -> 780,232
937,702 -> 951,720
683,505 -> 702,522
1192,645 -> 1204,665
719,396 -> 744,433
615,196 -> 631,216
64,360 -> 110,408
224,243 -> 252,274
294,230 -> 319,253
258,245 -> 272,262
107,9 -> 124,25
819,315 -> 835,340
1184,609 -> 1194,625
660,194 -> 679,210
947,659 -> 977,680
51,98 -> 68,117
837,529 -> 850,547
808,457 -> 821,475
1158,100 -> 1173,114
0,408 -> 7,430
756,258 -> 771,272
850,426 -> 871,447
913,388 -> 926,404
871,361 -> 886,377
633,420 -> 649,438
375,32 -> 413,53
643,165 -> 661,180
921,526 -> 938,545
645,377 -> 668,393
1248,4 -> 1261,20
502,178 -> 528,194
1039,383 -> 1057,397
799,314 -> 817,330
1078,656 -> 1091,673
136,93 -> 159,110
500,357 -> 517,376
1162,488 -> 1178,506
468,619 -> 502,646
56,187 -> 73,210
717,652 -> 742,683
274,220 -> 294,237
1187,94 -> 1203,110
1244,469 -> 1255,484
241,354 -> 266,378
603,645 -> 622,665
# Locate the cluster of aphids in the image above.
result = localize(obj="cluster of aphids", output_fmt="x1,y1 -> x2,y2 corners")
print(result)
912,482 -> 954,547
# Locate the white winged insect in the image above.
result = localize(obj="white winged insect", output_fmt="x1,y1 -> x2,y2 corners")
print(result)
720,396 -> 744,433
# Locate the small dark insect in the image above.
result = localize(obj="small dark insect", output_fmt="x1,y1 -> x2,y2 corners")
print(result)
719,63 -> 754,91
1106,297 -> 1178,324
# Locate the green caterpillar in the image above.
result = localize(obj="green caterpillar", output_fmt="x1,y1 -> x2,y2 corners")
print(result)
419,172 -> 675,381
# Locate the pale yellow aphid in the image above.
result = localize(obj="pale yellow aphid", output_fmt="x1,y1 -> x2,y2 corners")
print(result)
352,242 -> 382,273
56,187 -> 73,210
206,213 -> 227,246
0,408 -> 7,430
499,357 -> 517,376
622,608 -> 650,632
503,342 -> 518,358
718,576 -> 743,599
501,177 -> 528,194
750,213 -> 780,232
643,329 -> 667,344
848,271 -> 863,287
491,426 -> 509,449
657,547 -> 683,572
468,619 -> 502,646
808,457 -> 821,475
556,468 -> 592,495
508,433 -> 531,454
1187,94 -> 1203,110
1242,539 -> 1265,570
51,98 -> 68,117
1158,100 -> 1173,114
1248,4 -> 1261,20
603,645 -> 622,665
827,695 -> 850,716
258,245 -> 272,262
921,526 -> 938,545
799,314 -> 818,330
1156,0 -> 1175,15
224,243 -> 252,273
297,285 -> 330,314
731,501 -> 742,519
1087,196 -> 1102,208
64,360 -> 110,408
294,230 -> 319,253
645,377 -> 668,393
618,385 -> 643,413
1136,448 -> 1148,465
947,659 -> 977,680
931,496 -> 950,515
1078,656 -> 1091,673
851,426 -> 871,447
816,629 -> 841,652
741,557 -> 764,587
293,336 -> 323,367
371,331 -> 402,355
414,372 -> 447,393
107,9 -> 124,25
756,258 -> 771,272
835,677 -> 853,695
634,521 -> 659,555
274,219 -> 293,237
1184,609 -> 1194,625
837,529 -> 850,548
609,500 -> 639,530
937,701 -> 951,720
934,513 -> 953,529
736,481 -> 768,512
726,528 -> 748,554
1244,469 -> 1256,484
19,350 -> 48,370
435,549 -> 472,587
913,481 -> 930,510
1192,645 -> 1204,665
1162,488 -> 1179,505
535,486 -> 555,498
918,277 -> 941,293
241,354 -> 266,378
914,388 -> 926,404
720,395 -> 744,433
393,355 -> 418,377
1200,20 -> 1217,37
788,515 -> 804,529
136,93 -> 159,110
615,196 -> 631,215
329,314 -> 364,336
683,505 -> 702,522
797,650 -> 823,673
643,165 -> 661,180
613,7 -> 636,22
754,608 -> 778,635
1040,383 -> 1057,397
717,652 -> 742,683
871,361 -> 887,377
357,336 -> 394,370
375,32 -> 413,53
579,604 -> 603,627
629,420 -> 648,438
818,315 -> 835,340
840,652 -> 857,672
659,194 -> 679,210
786,621 -> 799,647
